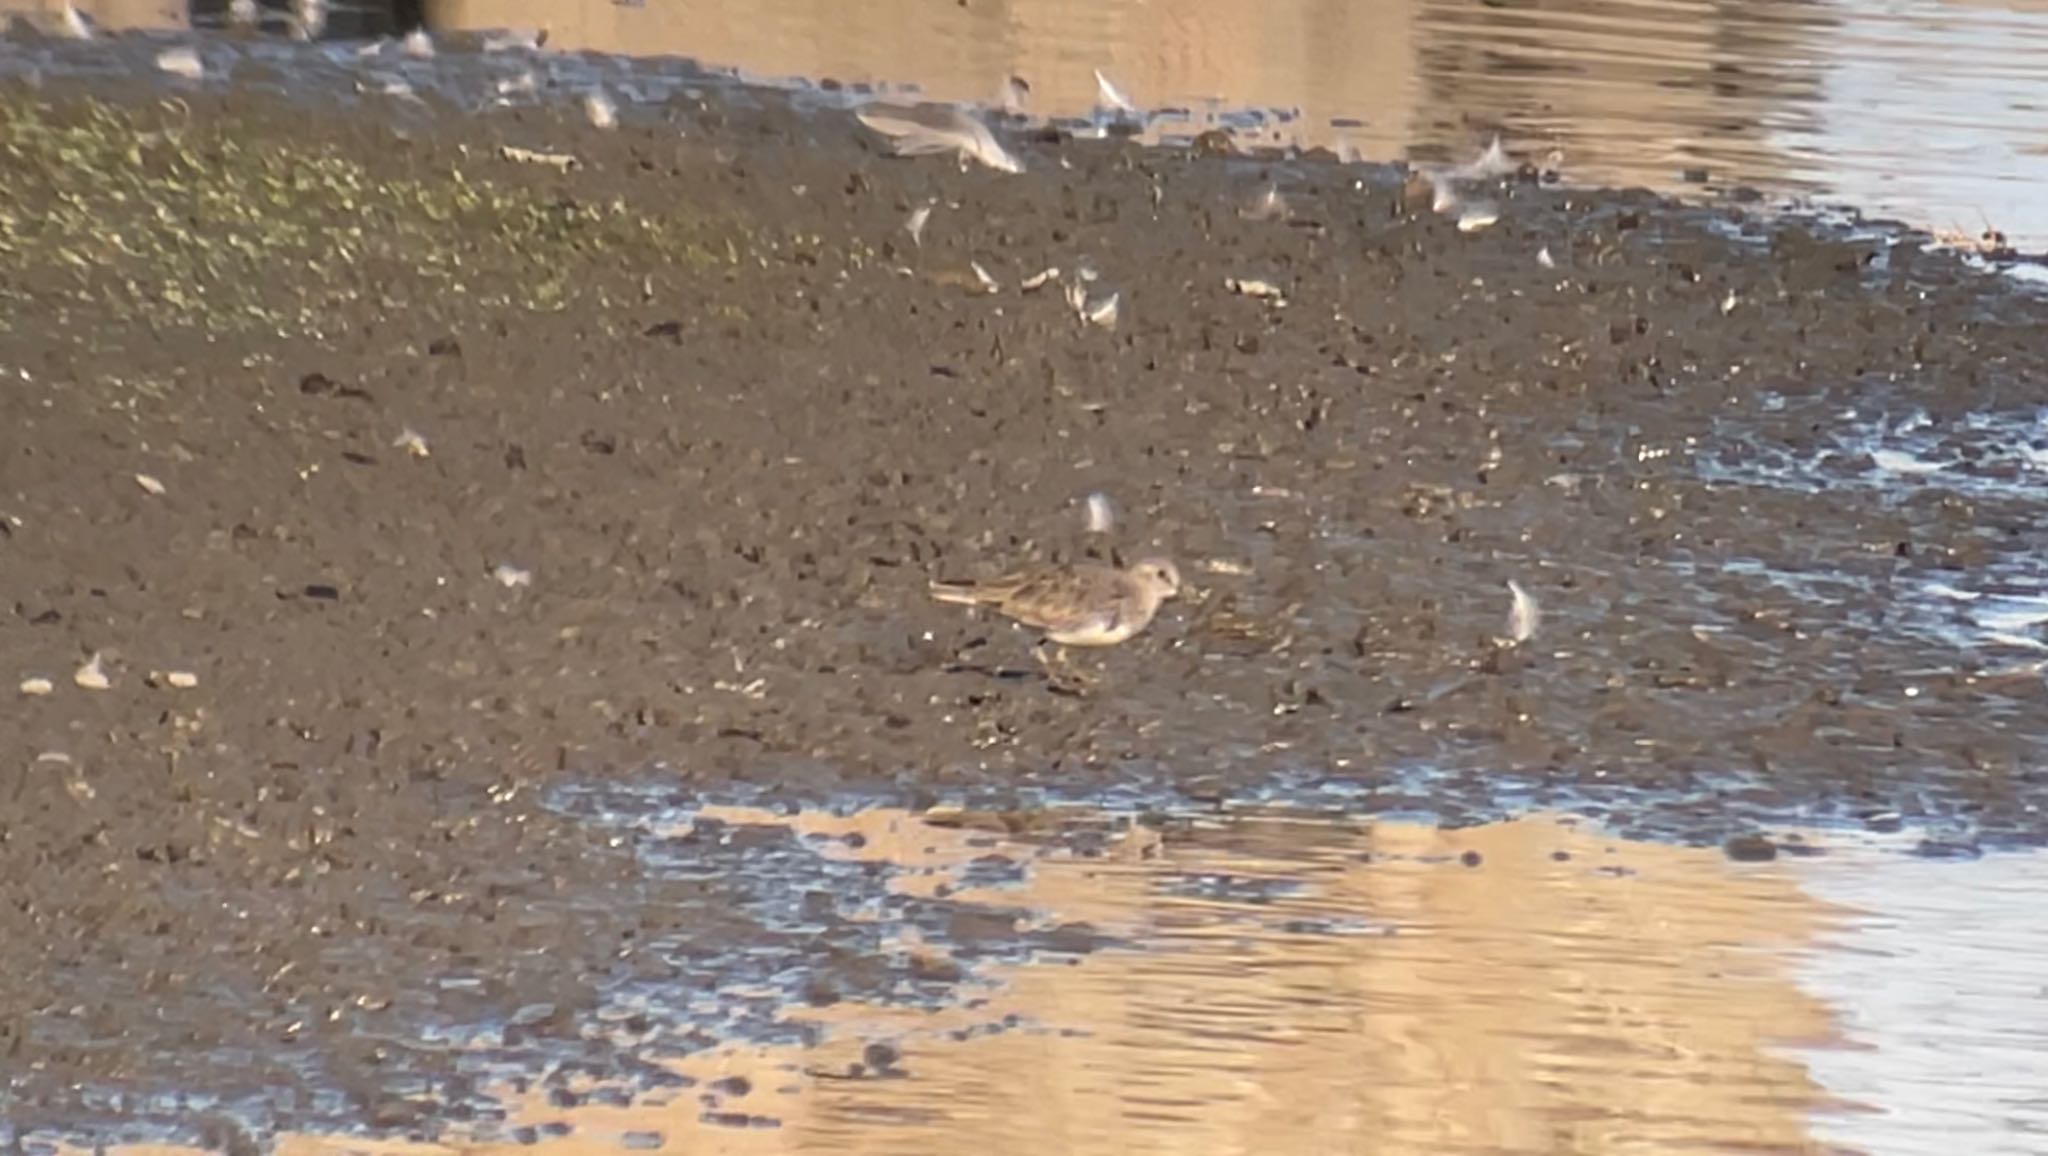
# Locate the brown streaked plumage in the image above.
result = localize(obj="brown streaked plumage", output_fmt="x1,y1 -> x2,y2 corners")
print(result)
928,557 -> 1182,647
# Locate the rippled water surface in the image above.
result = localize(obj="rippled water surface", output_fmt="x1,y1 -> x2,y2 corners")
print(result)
16,0 -> 2048,246
440,0 -> 2048,249
30,802 -> 2047,1155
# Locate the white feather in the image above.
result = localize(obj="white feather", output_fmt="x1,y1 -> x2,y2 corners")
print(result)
1456,203 -> 1500,233
1084,492 -> 1116,535
584,89 -> 618,130
155,47 -> 204,80
1456,135 -> 1517,180
857,106 -> 1023,174
905,204 -> 932,247
1094,69 -> 1137,113
1428,171 -> 1459,214
1084,292 -> 1120,329
1505,580 -> 1541,645
1000,76 -> 1031,116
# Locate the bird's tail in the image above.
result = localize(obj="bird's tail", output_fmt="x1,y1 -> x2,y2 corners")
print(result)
929,579 -> 997,606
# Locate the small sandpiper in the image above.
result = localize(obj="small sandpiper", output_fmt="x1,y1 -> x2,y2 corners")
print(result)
929,556 -> 1182,689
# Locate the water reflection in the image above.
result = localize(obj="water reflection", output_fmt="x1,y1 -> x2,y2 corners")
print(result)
407,0 -> 2048,247
24,0 -> 2048,242
39,805 -> 2048,1153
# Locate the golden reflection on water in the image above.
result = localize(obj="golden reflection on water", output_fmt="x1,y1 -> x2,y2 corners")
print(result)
26,0 -> 2048,243
116,809 -> 1851,1156
413,0 -> 2048,230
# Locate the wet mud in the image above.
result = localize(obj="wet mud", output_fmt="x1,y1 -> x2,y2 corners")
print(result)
3,29 -> 2048,1147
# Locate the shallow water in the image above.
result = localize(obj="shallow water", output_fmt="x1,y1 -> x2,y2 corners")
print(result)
423,0 -> 2048,250
27,802 -> 2048,1155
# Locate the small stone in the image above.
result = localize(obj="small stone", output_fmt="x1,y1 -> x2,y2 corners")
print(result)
73,653 -> 111,691
165,671 -> 199,689
19,677 -> 53,697
1722,834 -> 1777,862
492,563 -> 533,589
135,473 -> 166,496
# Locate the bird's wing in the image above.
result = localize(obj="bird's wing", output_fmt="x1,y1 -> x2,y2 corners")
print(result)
994,566 -> 1120,633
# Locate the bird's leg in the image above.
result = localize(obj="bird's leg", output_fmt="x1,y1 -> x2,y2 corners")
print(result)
1031,640 -> 1096,696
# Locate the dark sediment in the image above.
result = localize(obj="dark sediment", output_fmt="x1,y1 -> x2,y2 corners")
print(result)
2,32 -> 2046,1145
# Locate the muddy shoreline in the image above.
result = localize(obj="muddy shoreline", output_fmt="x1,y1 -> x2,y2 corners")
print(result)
4,32 -> 2047,1145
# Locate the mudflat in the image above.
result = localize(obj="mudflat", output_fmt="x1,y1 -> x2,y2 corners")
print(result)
3,36 -> 2046,1143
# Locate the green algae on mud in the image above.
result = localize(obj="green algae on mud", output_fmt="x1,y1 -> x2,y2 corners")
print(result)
0,89 -> 736,336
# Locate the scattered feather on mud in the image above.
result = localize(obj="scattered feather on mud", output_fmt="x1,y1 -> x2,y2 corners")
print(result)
905,203 -> 933,247
402,28 -> 434,59
1226,277 -> 1286,303
1537,245 -> 1556,269
156,47 -> 204,80
1457,203 -> 1500,233
856,106 -> 1024,174
393,427 -> 431,457
59,3 -> 92,39
584,89 -> 618,130
74,652 -> 111,691
1094,68 -> 1138,114
999,75 -> 1032,116
1455,135 -> 1517,181
1503,580 -> 1542,645
1084,491 -> 1116,535
481,28 -> 546,52
1429,172 -> 1460,214
1241,185 -> 1290,222
1083,292 -> 1120,329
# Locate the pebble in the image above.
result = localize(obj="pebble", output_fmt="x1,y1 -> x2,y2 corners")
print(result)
19,677 -> 54,697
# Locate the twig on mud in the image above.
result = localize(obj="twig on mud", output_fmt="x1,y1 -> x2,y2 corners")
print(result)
498,145 -> 578,171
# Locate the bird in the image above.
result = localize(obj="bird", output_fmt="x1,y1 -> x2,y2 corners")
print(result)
929,556 -> 1183,689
